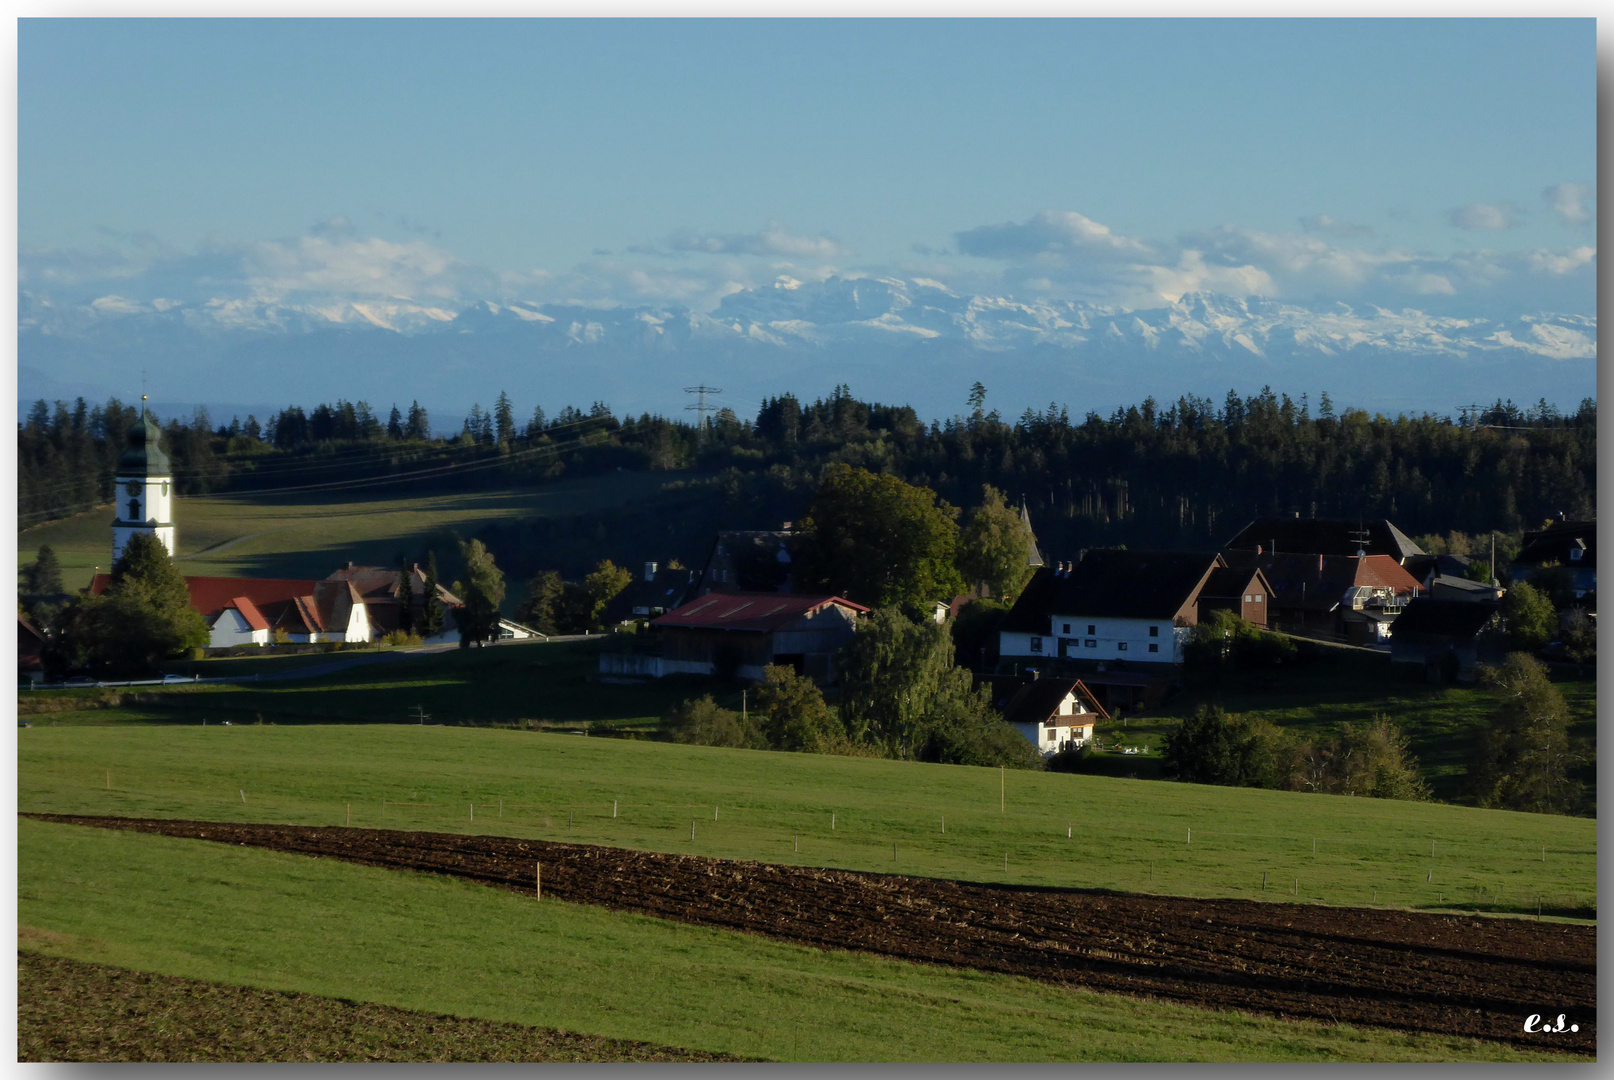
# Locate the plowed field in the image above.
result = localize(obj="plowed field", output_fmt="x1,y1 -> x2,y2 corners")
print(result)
26,813 -> 1594,1055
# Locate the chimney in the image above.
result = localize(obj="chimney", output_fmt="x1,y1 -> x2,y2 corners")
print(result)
645,561 -> 658,582
782,521 -> 793,530
1318,553 -> 1324,576
346,560 -> 355,570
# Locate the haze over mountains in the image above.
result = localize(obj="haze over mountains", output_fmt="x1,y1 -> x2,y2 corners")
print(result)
18,275 -> 1596,426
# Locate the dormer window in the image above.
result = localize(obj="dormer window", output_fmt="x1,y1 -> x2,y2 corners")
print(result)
1570,548 -> 1583,562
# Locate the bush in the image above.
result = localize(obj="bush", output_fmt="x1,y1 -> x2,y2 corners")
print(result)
1161,706 -> 1289,789
662,695 -> 765,749
382,630 -> 423,647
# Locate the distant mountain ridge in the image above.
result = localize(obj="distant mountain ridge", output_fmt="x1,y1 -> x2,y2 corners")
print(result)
17,277 -> 1596,421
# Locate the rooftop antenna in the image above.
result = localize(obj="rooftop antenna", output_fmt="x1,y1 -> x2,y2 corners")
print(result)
684,384 -> 722,445
1349,515 -> 1371,558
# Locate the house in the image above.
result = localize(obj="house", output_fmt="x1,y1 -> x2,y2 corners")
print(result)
604,592 -> 868,682
323,563 -> 467,644
1511,519 -> 1596,600
695,529 -> 796,595
1218,551 -> 1423,643
999,677 -> 1108,756
999,550 -> 1270,667
89,570 -> 462,648
1389,598 -> 1503,683
19,614 -> 45,684
606,561 -> 700,624
1223,516 -> 1426,565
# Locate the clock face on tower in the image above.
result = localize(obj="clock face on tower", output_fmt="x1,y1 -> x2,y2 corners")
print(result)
125,481 -> 143,496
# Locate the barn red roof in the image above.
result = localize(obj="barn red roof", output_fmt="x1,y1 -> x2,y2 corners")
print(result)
229,596 -> 271,631
90,574 -> 319,616
651,592 -> 869,633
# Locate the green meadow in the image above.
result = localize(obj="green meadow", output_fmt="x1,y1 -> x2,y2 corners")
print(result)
17,469 -> 684,592
18,724 -> 1595,918
19,819 -> 1567,1063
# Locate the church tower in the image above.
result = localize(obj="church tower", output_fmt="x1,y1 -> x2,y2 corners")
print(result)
112,397 -> 176,562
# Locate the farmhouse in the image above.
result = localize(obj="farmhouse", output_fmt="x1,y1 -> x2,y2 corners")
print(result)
1223,516 -> 1426,565
1219,551 -> 1423,643
999,550 -> 1270,667
695,529 -> 797,595
1510,518 -> 1596,600
602,592 -> 868,682
1389,598 -> 1503,683
999,676 -> 1108,756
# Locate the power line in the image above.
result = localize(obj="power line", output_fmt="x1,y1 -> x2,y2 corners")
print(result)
683,385 -> 722,444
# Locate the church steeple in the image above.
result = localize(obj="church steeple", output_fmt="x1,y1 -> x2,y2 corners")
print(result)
112,395 -> 176,562
1020,497 -> 1045,568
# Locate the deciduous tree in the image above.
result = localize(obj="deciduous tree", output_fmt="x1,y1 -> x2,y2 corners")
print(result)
1469,653 -> 1584,814
455,539 -> 506,647
797,464 -> 963,608
956,485 -> 1037,600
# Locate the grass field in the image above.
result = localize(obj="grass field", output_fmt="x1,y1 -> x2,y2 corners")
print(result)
1065,648 -> 1596,805
18,724 -> 1595,918
17,470 -> 686,592
16,819 -> 1574,1063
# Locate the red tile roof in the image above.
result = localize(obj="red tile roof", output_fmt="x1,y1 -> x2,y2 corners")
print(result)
229,596 -> 271,632
651,592 -> 869,633
1353,554 -> 1423,594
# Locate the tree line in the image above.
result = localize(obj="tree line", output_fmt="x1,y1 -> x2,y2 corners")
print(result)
20,384 -> 1595,566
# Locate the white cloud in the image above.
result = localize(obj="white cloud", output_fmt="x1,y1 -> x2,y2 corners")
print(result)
1145,250 -> 1275,303
1299,214 -> 1373,238
1526,246 -> 1596,276
1543,183 -> 1594,225
643,221 -> 851,259
955,210 -> 1152,261
1449,203 -> 1523,231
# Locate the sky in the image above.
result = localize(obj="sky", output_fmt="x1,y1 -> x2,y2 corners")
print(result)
18,18 -> 1597,318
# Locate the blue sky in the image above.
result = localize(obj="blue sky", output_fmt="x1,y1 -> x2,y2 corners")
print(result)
19,18 -> 1597,315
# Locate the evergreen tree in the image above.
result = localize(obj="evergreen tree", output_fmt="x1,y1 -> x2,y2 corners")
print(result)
515,570 -> 564,636
455,539 -> 506,647
395,558 -> 415,633
386,405 -> 404,441
494,391 -> 516,446
60,532 -> 208,676
526,405 -> 547,440
25,545 -> 63,595
421,552 -> 446,638
406,401 -> 430,441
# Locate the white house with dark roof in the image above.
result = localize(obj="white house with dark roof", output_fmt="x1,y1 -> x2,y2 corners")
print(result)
1000,676 -> 1109,755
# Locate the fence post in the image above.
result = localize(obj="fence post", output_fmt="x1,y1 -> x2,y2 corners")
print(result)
536,862 -> 541,902
691,820 -> 696,842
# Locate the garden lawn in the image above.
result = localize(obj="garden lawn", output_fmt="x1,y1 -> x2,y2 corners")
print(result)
17,819 -> 1576,1063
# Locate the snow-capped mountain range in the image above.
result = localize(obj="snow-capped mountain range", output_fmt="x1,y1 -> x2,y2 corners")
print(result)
18,277 -> 1597,422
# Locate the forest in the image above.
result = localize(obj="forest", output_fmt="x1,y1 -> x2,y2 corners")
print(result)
17,385 -> 1596,584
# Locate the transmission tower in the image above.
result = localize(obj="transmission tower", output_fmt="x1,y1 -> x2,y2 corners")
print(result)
684,385 -> 723,444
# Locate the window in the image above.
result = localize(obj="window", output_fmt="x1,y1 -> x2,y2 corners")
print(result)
1253,593 -> 1263,602
1117,642 -> 1128,651
1087,625 -> 1096,635
1085,639 -> 1096,648
1148,643 -> 1159,653
1062,623 -> 1071,634
1245,594 -> 1252,603
1030,637 -> 1043,653
1148,625 -> 1159,637
1571,548 -> 1584,562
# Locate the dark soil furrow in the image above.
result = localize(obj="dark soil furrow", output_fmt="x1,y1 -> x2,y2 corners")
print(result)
25,813 -> 1594,1054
